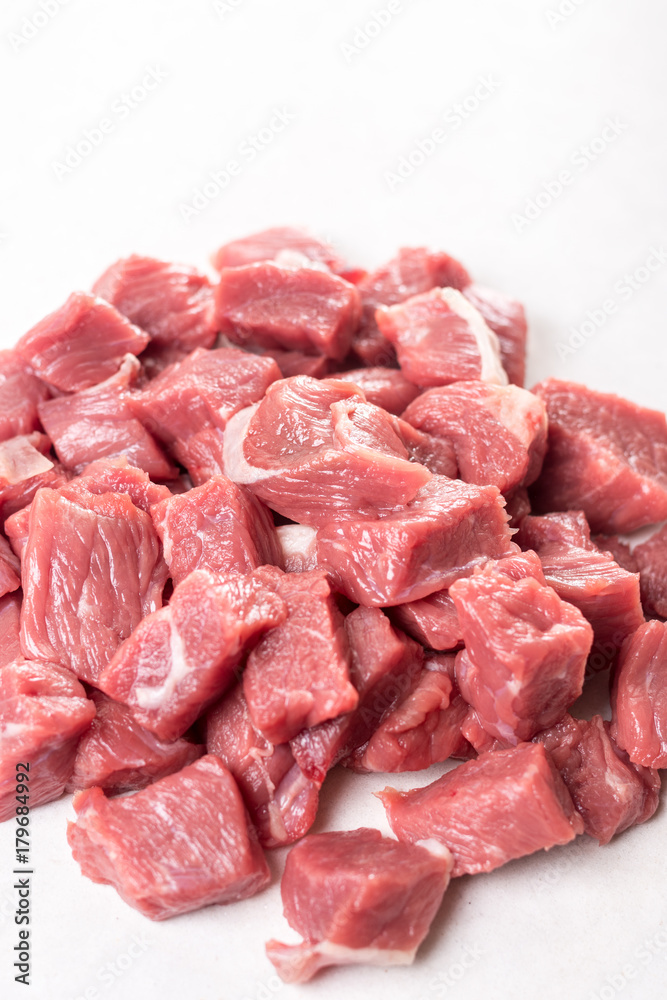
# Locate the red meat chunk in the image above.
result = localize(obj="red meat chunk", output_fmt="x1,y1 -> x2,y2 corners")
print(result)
99,568 -> 286,741
0,658 -> 95,821
15,292 -> 149,392
0,592 -> 22,667
336,367 -> 420,414
633,524 -> 667,618
463,284 -> 528,387
266,829 -> 453,983
67,755 -> 270,919
531,378 -> 667,533
611,620 -> 667,769
211,226 -> 351,276
387,590 -> 462,651
0,350 -> 50,442
379,742 -> 584,876
450,551 -> 593,743
92,255 -> 217,352
0,533 -> 20,598
0,433 -> 67,525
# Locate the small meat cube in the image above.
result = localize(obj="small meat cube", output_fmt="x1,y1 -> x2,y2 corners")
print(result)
92,255 -> 217,351
15,292 -> 149,392
0,433 -> 66,524
99,568 -> 286,741
67,755 -> 270,919
1,659 -> 95,821
531,378 -> 667,533
633,524 -> 667,618
0,592 -> 22,667
0,350 -> 50,442
387,590 -> 462,651
463,284 -> 528,387
379,742 -> 583,876
611,620 -> 667,769
266,829 -> 453,983
211,226 -> 351,276
336,367 -> 421,414
0,533 -> 20,598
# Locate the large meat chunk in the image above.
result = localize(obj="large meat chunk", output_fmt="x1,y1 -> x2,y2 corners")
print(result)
316,476 -> 513,606
266,829 -> 453,983
0,658 -> 95,821
535,714 -> 660,845
20,487 -> 167,685
211,226 -> 351,276
402,381 -> 547,493
531,379 -> 667,533
387,590 -> 462,651
0,592 -> 22,667
450,551 -> 593,743
463,284 -> 528,387
99,568 -> 286,741
67,755 -> 270,919
14,292 -> 149,392
0,533 -> 20,598
0,350 -> 50,442
336,367 -> 421,415
92,255 -> 217,351
0,433 -> 67,525
375,288 -> 507,388
223,376 -> 431,526
379,742 -> 583,876
243,569 -> 356,745
611,621 -> 667,769
633,524 -> 667,618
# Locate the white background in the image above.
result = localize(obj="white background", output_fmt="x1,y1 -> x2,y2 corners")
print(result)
1,1 -> 666,999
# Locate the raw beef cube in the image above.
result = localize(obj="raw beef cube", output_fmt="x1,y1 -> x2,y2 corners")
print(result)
0,533 -> 20,598
223,376 -> 431,526
67,691 -> 203,795
535,714 -> 660,845
243,568 -> 356,745
611,620 -> 667,769
375,288 -> 507,388
150,474 -> 281,586
276,524 -> 319,574
37,355 -> 175,478
379,742 -> 583,876
215,260 -> 361,361
388,590 -> 462,651
290,606 -> 424,784
261,348 -> 329,379
212,226 -> 351,276
206,683 -> 320,848
92,255 -> 217,351
266,828 -> 452,983
0,350 -> 50,442
402,381 -> 547,493
516,511 -> 644,648
20,487 -> 167,685
531,378 -> 667,533
0,592 -> 22,667
316,476 -> 513,606
336,367 -> 421,415
67,755 -> 270,919
0,658 -> 95,821
450,551 -> 593,743
633,524 -> 667,618
99,568 -> 286,741
463,284 -> 528,387
15,292 -> 149,392
0,433 -> 67,524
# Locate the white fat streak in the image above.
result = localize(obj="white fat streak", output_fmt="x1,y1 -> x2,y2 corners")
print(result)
276,524 -> 317,559
222,403 -> 272,484
132,617 -> 190,710
436,287 -> 508,386
415,838 -> 454,868
304,939 -> 418,968
0,439 -> 53,485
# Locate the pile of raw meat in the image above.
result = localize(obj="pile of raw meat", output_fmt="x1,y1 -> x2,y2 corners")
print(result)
2,227 -> 666,983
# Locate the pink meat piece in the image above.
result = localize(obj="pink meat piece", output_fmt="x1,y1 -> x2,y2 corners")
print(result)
266,829 -> 453,983
0,433 -> 67,525
0,592 -> 22,667
316,476 -> 513,606
534,713 -> 660,845
37,355 -> 175,478
531,378 -> 667,533
20,487 -> 167,685
128,347 -> 281,484
243,568 -> 356,744
215,260 -> 361,361
206,683 -> 320,848
379,742 -> 584,877
92,255 -> 217,352
150,474 -> 281,586
0,658 -> 95,821
505,485 -> 531,529
0,533 -> 20,598
211,226 -> 352,277
0,350 -> 50,442
611,620 -> 667,768
66,691 -> 204,795
387,590 -> 462,651
99,568 -> 286,741
450,551 -> 593,743
15,292 -> 149,392
376,288 -> 507,388
336,367 -> 421,415
275,524 -> 319,574
463,284 -> 528,387
261,348 -> 329,379
290,606 -> 425,785
633,524 -> 667,618
223,376 -> 431,527
402,380 -> 547,493
67,755 -> 270,920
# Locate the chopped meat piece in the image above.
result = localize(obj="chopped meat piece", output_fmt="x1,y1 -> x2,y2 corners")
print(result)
531,378 -> 667,533
387,590 -> 462,651
212,226 -> 350,276
0,433 -> 67,524
336,367 -> 420,414
67,755 -> 270,919
633,524 -> 667,618
15,292 -> 149,392
0,350 -> 50,442
275,524 -> 319,574
267,829 -> 452,983
611,620 -> 667,769
0,592 -> 22,667
379,742 -> 584,876
0,533 -> 20,598
463,284 -> 528,387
